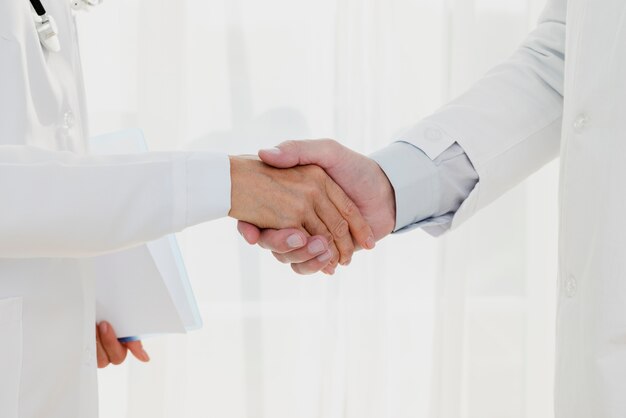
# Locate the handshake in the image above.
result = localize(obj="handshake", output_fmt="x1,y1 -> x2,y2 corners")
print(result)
98,138 -> 397,369
229,139 -> 397,275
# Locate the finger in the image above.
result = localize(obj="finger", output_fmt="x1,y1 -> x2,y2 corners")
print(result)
260,140 -> 375,252
95,325 -> 110,368
98,322 -> 128,366
324,178 -> 375,251
322,264 -> 336,275
289,248 -> 336,275
257,228 -> 308,253
259,139 -> 343,169
272,236 -> 329,264
124,340 -> 150,362
313,195 -> 355,266
237,221 -> 261,245
303,215 -> 340,270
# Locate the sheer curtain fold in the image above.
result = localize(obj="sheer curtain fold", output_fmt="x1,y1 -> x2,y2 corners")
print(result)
80,1 -> 556,417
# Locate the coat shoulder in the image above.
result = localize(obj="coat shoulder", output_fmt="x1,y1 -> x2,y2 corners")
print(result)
0,1 -> 32,41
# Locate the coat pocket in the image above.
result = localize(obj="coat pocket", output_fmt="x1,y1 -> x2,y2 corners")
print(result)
0,297 -> 23,418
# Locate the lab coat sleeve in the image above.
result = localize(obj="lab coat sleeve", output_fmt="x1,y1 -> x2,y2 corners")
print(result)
397,0 -> 566,231
0,146 -> 231,258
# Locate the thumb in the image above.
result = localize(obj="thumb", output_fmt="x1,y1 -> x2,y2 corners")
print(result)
258,139 -> 343,169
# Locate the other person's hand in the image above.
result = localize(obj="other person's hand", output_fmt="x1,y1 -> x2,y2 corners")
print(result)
237,140 -> 396,274
229,156 -> 375,271
96,321 -> 150,368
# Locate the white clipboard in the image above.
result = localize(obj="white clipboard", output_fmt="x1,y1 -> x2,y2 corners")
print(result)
90,128 -> 202,339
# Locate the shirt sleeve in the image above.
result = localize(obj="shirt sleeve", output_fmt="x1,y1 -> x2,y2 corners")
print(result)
370,141 -> 478,237
0,146 -> 231,258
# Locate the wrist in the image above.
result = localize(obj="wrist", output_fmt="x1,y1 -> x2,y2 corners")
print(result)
372,161 -> 397,237
370,142 -> 440,233
228,156 -> 256,221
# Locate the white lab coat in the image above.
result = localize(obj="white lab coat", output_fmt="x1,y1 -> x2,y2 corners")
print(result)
402,0 -> 626,416
0,1 -> 230,417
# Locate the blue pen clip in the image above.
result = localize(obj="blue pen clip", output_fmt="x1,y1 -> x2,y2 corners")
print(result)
118,336 -> 140,343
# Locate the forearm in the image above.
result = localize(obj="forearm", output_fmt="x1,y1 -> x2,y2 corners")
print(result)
0,146 -> 229,258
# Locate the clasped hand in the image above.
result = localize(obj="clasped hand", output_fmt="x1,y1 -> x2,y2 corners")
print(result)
229,155 -> 375,272
231,140 -> 397,275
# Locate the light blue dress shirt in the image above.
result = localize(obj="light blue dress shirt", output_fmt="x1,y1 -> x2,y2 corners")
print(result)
370,142 -> 478,236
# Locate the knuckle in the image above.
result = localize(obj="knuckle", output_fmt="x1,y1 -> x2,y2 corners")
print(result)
291,200 -> 307,217
333,219 -> 350,238
306,177 -> 324,192
110,353 -> 126,365
291,263 -> 311,275
272,251 -> 289,264
111,359 -> 122,366
259,235 -> 281,251
298,203 -> 312,220
304,184 -> 320,200
311,164 -> 325,174
343,198 -> 356,217
304,164 -> 325,179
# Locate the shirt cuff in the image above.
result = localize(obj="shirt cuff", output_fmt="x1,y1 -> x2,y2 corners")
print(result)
184,152 -> 231,227
370,142 -> 439,232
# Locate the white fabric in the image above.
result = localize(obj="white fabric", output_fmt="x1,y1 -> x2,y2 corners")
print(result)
0,0 -> 231,417
0,147 -> 230,258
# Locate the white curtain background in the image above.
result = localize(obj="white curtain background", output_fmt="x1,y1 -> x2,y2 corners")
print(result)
77,0 -> 558,417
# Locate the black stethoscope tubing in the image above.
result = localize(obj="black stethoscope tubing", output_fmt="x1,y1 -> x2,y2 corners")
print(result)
29,0 -> 47,17
28,0 -> 100,52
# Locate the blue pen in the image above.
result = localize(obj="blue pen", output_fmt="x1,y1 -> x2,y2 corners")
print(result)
118,336 -> 140,343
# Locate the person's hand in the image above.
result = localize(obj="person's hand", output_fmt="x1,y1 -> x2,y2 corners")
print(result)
229,156 -> 375,271
96,321 -> 150,368
237,140 -> 396,274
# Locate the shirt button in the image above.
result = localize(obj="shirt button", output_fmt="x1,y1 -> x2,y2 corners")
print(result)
573,114 -> 589,133
425,127 -> 443,141
564,274 -> 577,298
63,110 -> 75,129
83,346 -> 95,367
56,127 -> 71,149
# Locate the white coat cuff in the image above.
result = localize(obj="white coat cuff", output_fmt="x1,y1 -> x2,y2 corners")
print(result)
396,122 -> 458,160
370,142 -> 439,232
184,153 -> 231,227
